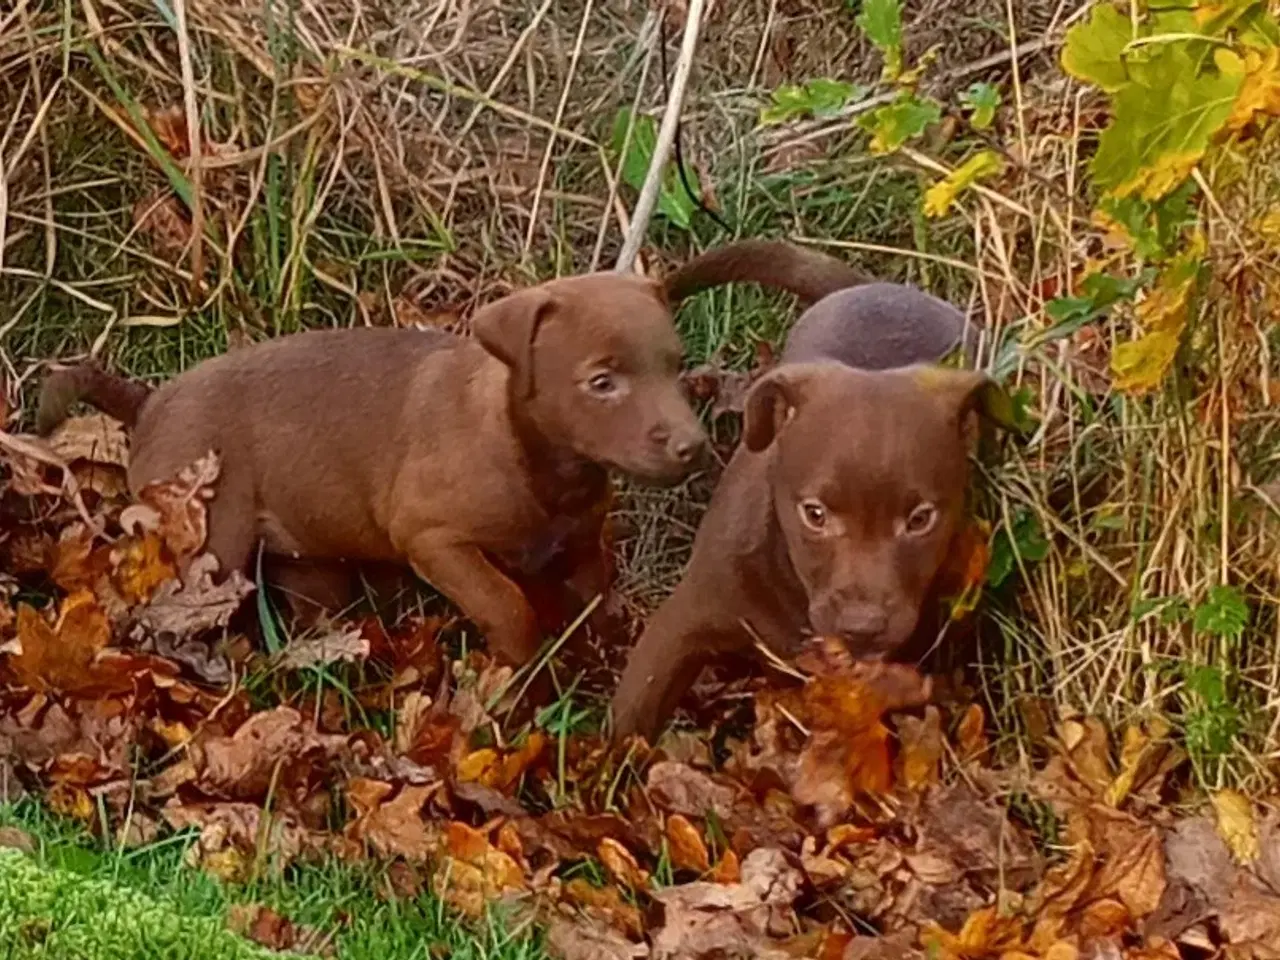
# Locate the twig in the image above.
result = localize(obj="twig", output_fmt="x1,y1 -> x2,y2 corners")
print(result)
615,0 -> 708,274
173,0 -> 204,299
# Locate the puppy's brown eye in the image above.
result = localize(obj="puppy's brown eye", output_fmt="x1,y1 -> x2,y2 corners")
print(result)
904,503 -> 938,536
798,499 -> 828,531
587,372 -> 616,395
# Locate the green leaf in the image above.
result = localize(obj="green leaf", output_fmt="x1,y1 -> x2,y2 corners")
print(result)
987,510 -> 1050,589
1090,45 -> 1243,200
1060,3 -> 1133,94
1041,271 -> 1145,341
960,82 -> 1002,129
1193,585 -> 1250,640
1096,182 -> 1199,261
857,92 -> 941,154
856,0 -> 904,79
608,107 -> 700,230
760,78 -> 863,125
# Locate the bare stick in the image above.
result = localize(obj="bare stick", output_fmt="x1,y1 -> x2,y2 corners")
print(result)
615,0 -> 708,275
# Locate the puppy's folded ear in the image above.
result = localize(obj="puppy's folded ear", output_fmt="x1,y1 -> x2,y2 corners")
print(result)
743,365 -> 818,452
912,366 -> 1025,436
471,288 -> 557,398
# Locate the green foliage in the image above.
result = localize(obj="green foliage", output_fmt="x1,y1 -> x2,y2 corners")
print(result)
960,82 -> 1002,129
1193,585 -> 1251,641
856,0 -> 904,79
858,92 -> 941,154
760,79 -> 864,125
1183,664 -> 1242,777
608,107 -> 701,230
988,510 -> 1050,589
1042,272 -> 1146,340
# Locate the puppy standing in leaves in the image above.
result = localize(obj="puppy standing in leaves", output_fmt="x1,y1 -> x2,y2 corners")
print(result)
37,274 -> 707,697
611,240 -> 1010,742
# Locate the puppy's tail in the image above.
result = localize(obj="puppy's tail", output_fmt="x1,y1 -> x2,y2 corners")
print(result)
664,239 -> 872,307
36,362 -> 152,436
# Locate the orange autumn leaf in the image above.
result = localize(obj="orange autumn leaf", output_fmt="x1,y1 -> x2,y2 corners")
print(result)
113,532 -> 177,605
921,905 -> 1025,959
435,821 -> 525,917
598,837 -> 650,890
897,704 -> 944,791
5,591 -> 111,693
955,703 -> 989,764
666,813 -> 711,873
708,848 -> 741,884
789,644 -> 933,821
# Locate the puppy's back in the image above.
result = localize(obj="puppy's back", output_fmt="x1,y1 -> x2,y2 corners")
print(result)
782,282 -> 970,370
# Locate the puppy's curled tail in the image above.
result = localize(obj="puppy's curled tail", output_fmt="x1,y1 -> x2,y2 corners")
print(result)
36,363 -> 152,436
663,239 -> 873,307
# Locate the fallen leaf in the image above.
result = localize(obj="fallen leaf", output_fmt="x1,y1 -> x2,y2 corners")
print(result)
789,649 -> 932,823
920,905 -> 1025,960
434,820 -> 526,917
46,414 -> 129,469
647,761 -> 739,820
545,913 -> 647,960
135,553 -> 255,639
666,814 -> 711,874
345,780 -> 437,861
598,837 -> 650,891
1213,789 -> 1260,864
923,150 -> 1004,218
896,705 -> 943,790
5,591 -> 112,694
197,707 -> 337,800
274,623 -> 371,671
124,451 -> 220,561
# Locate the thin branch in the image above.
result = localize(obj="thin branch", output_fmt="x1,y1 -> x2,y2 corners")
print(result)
615,0 -> 708,275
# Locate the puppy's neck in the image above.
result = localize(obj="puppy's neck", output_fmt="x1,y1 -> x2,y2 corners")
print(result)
506,392 -> 608,519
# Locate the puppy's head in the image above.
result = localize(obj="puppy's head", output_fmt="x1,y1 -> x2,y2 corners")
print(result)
471,273 -> 706,483
744,362 -> 1000,659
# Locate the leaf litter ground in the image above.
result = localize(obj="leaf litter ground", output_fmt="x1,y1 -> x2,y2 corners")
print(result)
3,418 -> 1280,959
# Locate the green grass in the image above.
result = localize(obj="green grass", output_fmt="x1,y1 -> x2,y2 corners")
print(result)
0,802 -> 545,960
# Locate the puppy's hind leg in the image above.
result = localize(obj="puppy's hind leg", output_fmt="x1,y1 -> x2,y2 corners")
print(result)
265,557 -> 358,627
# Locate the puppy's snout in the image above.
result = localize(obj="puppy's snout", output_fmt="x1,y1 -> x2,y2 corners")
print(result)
814,600 -> 891,654
650,421 -> 707,465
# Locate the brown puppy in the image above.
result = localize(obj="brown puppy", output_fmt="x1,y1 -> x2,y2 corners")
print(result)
609,241 -> 991,741
37,273 -> 706,681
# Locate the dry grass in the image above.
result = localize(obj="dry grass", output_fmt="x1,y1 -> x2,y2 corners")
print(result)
4,0 -> 1277,788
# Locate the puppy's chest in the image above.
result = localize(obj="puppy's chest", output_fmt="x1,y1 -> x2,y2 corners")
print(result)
494,466 -> 610,577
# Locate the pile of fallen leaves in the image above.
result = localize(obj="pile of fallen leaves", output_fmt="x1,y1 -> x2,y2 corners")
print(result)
3,412 -> 1280,960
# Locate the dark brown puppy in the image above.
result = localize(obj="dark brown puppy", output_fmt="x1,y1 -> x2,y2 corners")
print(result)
37,273 -> 706,681
609,241 -> 990,741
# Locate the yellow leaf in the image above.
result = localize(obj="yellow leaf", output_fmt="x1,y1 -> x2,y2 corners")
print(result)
1253,203 -> 1280,244
1110,238 -> 1205,394
1112,149 -> 1204,202
1219,45 -> 1280,133
923,150 -> 1004,218
455,748 -> 499,784
1211,789 -> 1260,864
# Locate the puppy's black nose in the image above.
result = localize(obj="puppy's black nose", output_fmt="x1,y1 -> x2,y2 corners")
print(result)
672,434 -> 705,463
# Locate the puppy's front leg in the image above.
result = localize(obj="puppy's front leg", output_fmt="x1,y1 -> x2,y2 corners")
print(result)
405,536 -> 549,700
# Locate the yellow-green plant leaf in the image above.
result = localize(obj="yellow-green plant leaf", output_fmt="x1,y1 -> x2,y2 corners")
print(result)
858,93 -> 941,154
1109,237 -> 1205,393
922,151 -> 1004,218
1211,789 -> 1260,864
1091,45 -> 1243,200
856,0 -> 904,81
1219,45 -> 1280,132
1061,3 -> 1134,94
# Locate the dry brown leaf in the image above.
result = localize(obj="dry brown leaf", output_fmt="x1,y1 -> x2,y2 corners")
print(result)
345,780 -> 437,861
896,704 -> 944,790
132,190 -> 192,263
135,553 -> 255,639
46,414 -> 128,469
562,878 -> 645,939
648,847 -> 801,960
124,452 -> 220,561
113,532 -> 178,606
226,904 -> 331,956
647,761 -> 739,819
709,848 -> 741,884
544,913 -> 648,960
598,837 -> 650,891
666,813 -> 711,874
196,706 -> 335,800
954,703 -> 989,764
1060,717 -> 1114,796
275,624 -> 371,672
